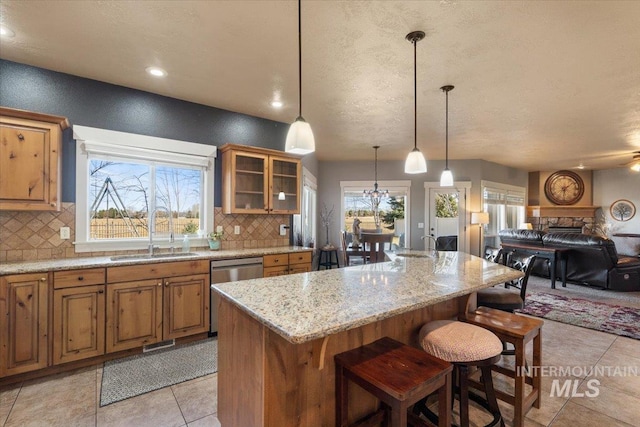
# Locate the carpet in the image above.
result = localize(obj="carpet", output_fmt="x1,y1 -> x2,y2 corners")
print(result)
518,292 -> 640,340
100,338 -> 218,407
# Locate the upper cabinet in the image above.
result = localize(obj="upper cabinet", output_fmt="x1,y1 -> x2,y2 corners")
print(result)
220,144 -> 301,214
0,107 -> 69,211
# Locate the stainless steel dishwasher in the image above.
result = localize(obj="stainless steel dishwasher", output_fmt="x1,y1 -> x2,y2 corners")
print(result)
210,257 -> 263,334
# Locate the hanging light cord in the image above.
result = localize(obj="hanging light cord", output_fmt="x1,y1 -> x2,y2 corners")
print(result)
413,37 -> 417,150
297,0 -> 302,118
445,89 -> 449,169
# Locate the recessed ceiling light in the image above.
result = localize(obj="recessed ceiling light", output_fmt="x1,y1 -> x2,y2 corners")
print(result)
270,100 -> 283,108
0,25 -> 15,38
576,164 -> 585,170
145,67 -> 167,77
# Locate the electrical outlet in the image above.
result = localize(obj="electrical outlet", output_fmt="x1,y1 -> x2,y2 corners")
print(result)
234,225 -> 240,234
216,225 -> 223,233
60,227 -> 71,239
279,224 -> 288,236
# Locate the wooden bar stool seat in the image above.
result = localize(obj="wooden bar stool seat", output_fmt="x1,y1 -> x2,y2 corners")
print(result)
335,337 -> 453,427
461,307 -> 543,427
418,320 -> 505,427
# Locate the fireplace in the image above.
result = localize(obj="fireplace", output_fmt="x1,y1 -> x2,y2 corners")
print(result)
526,206 -> 598,233
548,226 -> 583,234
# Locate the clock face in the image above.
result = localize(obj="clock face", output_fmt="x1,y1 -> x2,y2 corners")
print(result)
544,170 -> 585,205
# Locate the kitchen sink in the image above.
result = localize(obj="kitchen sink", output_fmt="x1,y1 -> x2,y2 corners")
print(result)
110,252 -> 199,261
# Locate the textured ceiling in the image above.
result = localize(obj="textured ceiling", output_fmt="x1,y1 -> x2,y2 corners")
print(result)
1,0 -> 639,171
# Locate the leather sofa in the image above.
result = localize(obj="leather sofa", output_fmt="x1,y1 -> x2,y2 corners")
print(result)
498,229 -> 640,291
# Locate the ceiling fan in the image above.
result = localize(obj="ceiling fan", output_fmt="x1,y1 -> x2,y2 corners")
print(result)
621,151 -> 640,172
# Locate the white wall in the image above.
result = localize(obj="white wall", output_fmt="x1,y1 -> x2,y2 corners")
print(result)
593,168 -> 640,255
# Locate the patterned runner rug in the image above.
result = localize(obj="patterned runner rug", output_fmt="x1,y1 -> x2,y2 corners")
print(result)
100,338 -> 217,406
518,292 -> 640,340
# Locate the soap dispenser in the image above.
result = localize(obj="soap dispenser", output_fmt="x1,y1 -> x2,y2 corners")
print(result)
182,235 -> 191,253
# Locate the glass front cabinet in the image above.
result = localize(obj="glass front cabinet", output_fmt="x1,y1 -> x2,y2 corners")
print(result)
221,144 -> 301,215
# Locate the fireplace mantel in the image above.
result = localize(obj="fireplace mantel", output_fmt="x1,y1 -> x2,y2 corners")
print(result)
527,206 -> 599,218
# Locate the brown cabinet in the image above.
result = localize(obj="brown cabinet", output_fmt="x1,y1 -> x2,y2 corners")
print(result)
106,260 -> 209,353
263,251 -> 312,277
0,107 -> 69,211
53,268 -> 106,365
220,144 -> 301,214
0,273 -> 49,377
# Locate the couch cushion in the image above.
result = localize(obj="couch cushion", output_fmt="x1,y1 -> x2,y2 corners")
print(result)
499,229 -> 546,244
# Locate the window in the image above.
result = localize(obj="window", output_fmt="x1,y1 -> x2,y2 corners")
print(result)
340,181 -> 411,249
293,167 -> 317,248
74,126 -> 216,252
481,180 -> 526,248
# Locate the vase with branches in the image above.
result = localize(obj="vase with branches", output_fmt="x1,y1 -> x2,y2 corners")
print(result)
320,203 -> 335,248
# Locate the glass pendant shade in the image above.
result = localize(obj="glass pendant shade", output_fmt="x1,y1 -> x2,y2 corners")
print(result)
285,117 -> 315,155
278,191 -> 286,200
405,148 -> 427,174
440,168 -> 453,186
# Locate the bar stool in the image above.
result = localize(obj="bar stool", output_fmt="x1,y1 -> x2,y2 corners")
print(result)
335,336 -> 453,427
418,320 -> 504,427
317,247 -> 340,270
461,307 -> 543,427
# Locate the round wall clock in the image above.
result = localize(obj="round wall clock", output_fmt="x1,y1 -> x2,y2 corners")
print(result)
544,170 -> 585,205
610,199 -> 636,221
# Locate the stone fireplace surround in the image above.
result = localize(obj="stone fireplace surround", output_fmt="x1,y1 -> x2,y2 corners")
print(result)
526,205 -> 598,233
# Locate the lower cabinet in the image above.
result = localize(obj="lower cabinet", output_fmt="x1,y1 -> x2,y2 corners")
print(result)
106,260 -> 210,353
263,251 -> 312,277
0,273 -> 49,377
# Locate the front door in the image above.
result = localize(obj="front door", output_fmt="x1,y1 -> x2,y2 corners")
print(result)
426,185 -> 469,252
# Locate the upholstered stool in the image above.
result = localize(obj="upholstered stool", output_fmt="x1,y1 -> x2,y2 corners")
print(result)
335,336 -> 453,427
418,320 -> 504,427
461,307 -> 543,427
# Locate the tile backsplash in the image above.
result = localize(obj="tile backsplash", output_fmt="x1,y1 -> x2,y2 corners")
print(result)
0,204 -> 290,263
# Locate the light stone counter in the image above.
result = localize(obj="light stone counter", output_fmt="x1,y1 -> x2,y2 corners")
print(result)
0,246 -> 312,275
213,250 -> 523,344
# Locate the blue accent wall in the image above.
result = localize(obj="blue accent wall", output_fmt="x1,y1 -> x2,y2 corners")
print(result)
0,59 -> 289,205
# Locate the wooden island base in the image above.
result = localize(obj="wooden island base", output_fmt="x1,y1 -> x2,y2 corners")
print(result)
218,294 -> 469,426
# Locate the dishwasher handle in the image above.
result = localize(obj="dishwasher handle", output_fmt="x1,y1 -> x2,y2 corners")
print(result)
211,257 -> 264,269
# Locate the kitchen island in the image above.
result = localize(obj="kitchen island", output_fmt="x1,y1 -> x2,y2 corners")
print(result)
213,251 -> 523,426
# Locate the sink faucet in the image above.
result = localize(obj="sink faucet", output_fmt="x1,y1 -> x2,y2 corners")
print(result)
148,206 -> 174,255
421,235 -> 438,255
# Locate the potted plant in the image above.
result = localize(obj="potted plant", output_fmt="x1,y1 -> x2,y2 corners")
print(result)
208,230 -> 224,250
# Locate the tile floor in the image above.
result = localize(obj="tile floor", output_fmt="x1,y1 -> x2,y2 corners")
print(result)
1,316 -> 639,426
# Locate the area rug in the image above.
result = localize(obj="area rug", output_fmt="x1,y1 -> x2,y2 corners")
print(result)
518,292 -> 640,340
100,338 -> 217,407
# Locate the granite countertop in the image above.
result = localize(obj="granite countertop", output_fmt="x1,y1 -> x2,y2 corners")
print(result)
213,250 -> 523,344
0,246 -> 312,275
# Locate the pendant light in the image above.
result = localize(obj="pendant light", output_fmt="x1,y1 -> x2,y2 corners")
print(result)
363,146 -> 389,201
440,85 -> 455,187
404,31 -> 427,174
285,0 -> 315,155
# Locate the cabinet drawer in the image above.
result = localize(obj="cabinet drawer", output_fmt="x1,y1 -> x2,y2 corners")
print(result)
263,254 -> 289,268
107,260 -> 209,283
54,268 -> 106,289
289,251 -> 312,265
263,265 -> 289,277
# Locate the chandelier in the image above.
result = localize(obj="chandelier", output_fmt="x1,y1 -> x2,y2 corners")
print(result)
363,145 -> 389,201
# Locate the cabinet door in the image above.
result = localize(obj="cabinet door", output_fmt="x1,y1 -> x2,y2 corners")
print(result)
163,274 -> 209,340
223,151 -> 269,214
289,264 -> 312,275
269,156 -> 301,214
53,285 -> 105,365
0,273 -> 48,377
0,110 -> 65,211
106,279 -> 162,353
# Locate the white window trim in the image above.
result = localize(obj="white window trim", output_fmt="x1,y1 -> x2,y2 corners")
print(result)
73,125 -> 216,253
340,180 -> 412,246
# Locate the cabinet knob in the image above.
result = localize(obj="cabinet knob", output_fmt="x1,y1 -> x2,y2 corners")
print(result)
40,277 -> 47,282
78,276 -> 84,281
98,290 -> 104,294
157,282 -> 162,287
165,281 -> 169,287
17,133 -> 25,141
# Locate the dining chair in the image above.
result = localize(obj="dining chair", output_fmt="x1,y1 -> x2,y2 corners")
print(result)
483,246 -> 504,264
361,233 -> 393,264
477,254 -> 537,312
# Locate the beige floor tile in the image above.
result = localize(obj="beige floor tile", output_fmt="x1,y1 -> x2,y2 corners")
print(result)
187,414 -> 222,427
4,367 -> 96,427
0,383 -> 21,426
608,336 -> 640,359
97,386 -> 185,427
571,381 -> 640,426
589,349 -> 640,395
172,373 -> 218,423
550,400 -> 634,427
